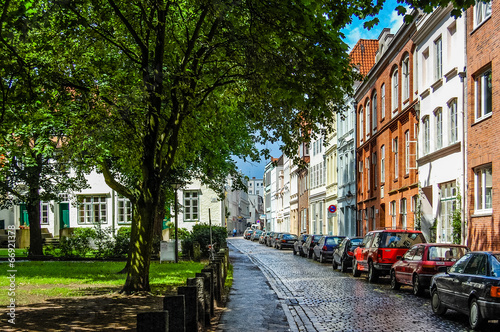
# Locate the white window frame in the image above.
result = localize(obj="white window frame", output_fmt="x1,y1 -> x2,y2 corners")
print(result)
475,165 -> 492,213
405,130 -> 410,175
449,99 -> 458,144
360,108 -> 364,144
402,56 -> 410,102
423,116 -> 430,155
184,191 -> 200,221
366,100 -> 371,139
440,181 -> 457,243
400,198 -> 407,229
475,68 -> 492,121
390,200 -> 397,228
381,84 -> 386,119
434,36 -> 442,81
78,195 -> 107,224
393,138 -> 398,179
380,145 -> 385,183
435,108 -> 443,150
474,0 -> 492,29
41,202 -> 49,225
118,195 -> 133,224
392,69 -> 399,114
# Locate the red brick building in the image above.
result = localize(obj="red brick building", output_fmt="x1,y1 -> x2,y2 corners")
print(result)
466,1 -> 500,251
355,24 -> 420,236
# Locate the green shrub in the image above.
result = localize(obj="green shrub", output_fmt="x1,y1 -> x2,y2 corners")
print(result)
113,226 -> 131,257
181,224 -> 227,258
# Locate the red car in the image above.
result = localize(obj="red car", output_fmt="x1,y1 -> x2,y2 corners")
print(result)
390,243 -> 469,296
353,229 -> 427,282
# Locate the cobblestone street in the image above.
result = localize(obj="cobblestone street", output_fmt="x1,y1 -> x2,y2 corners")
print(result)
226,238 -> 486,332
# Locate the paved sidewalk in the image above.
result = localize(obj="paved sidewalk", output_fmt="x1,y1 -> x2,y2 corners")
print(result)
216,240 -> 291,332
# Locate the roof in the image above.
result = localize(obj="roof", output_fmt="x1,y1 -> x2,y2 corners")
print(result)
349,39 -> 378,76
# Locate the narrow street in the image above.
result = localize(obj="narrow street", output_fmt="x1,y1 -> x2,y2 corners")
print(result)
226,238 -> 480,332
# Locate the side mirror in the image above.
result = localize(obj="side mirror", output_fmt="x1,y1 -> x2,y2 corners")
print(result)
396,255 -> 402,260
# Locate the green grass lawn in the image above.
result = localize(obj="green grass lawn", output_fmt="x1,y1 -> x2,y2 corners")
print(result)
0,260 -> 205,306
0,248 -> 28,258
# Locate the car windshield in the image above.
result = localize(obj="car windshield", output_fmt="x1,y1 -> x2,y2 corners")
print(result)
283,234 -> 297,240
326,237 -> 343,245
427,246 -> 468,262
379,232 -> 426,248
349,238 -> 363,249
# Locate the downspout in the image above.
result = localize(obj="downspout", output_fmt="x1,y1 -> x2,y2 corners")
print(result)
459,10 -> 468,246
353,101 -> 358,236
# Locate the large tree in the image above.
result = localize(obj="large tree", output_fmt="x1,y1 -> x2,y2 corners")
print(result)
0,0 -> 88,256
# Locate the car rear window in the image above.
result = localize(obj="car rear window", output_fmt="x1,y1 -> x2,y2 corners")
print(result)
283,234 -> 298,240
379,232 -> 426,248
491,254 -> 500,277
427,246 -> 468,262
326,237 -> 343,245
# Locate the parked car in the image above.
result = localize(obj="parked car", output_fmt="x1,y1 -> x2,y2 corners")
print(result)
313,236 -> 345,263
430,251 -> 500,330
272,232 -> 284,248
259,231 -> 269,244
276,233 -> 298,250
352,229 -> 426,282
302,234 -> 322,259
251,230 -> 264,241
332,236 -> 363,272
390,243 -> 469,296
265,232 -> 276,247
244,229 -> 254,240
293,234 -> 309,256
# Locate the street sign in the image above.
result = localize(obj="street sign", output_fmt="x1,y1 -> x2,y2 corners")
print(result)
328,205 -> 337,213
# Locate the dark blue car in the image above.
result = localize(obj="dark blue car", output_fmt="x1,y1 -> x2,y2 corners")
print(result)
313,236 -> 346,263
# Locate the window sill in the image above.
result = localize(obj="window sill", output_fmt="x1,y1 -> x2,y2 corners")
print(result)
471,15 -> 492,35
444,67 -> 458,82
473,112 -> 492,126
420,88 -> 430,99
431,78 -> 443,91
471,210 -> 493,218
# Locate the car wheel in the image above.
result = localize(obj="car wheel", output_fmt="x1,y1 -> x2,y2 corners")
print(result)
352,259 -> 361,277
332,259 -> 338,270
390,270 -> 401,290
368,261 -> 379,283
412,274 -> 423,296
340,259 -> 348,273
469,298 -> 484,330
431,287 -> 447,316
320,253 -> 326,263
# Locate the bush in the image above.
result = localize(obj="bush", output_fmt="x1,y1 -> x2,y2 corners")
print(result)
181,224 -> 227,258
58,227 -> 95,258
113,227 -> 131,257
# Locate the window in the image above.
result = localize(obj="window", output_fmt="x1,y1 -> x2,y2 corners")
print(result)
390,201 -> 397,228
184,191 -> 199,221
380,145 -> 385,183
41,202 -> 49,225
402,56 -> 410,101
475,69 -> 492,120
118,195 -> 133,224
434,36 -> 442,80
372,92 -> 378,132
474,0 -> 492,28
359,108 -> 364,144
435,108 -> 443,150
447,22 -> 456,64
393,138 -> 398,179
422,49 -> 429,85
422,116 -> 430,155
475,165 -> 492,212
79,196 -> 107,224
449,99 -> 458,143
366,100 -> 371,138
373,152 -> 377,187
366,156 -> 370,191
392,69 -> 399,113
381,84 -> 386,119
400,199 -> 407,229
404,130 -> 410,175
440,181 -> 457,243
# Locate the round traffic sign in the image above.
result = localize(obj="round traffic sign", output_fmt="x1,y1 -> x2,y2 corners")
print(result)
328,205 -> 337,213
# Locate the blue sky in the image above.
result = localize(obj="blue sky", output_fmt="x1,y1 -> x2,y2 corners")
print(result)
235,0 -> 406,179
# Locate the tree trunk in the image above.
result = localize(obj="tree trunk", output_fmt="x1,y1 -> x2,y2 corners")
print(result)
27,163 -> 44,257
121,198 -> 156,293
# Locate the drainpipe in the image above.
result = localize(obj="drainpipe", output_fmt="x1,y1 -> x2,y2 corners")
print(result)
459,10 -> 468,246
353,101 -> 358,236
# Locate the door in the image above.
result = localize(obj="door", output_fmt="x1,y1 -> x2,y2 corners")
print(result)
407,245 -> 424,284
20,204 -> 29,226
59,203 -> 70,229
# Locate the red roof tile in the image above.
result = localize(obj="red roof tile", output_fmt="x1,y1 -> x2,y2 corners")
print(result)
349,39 -> 378,76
